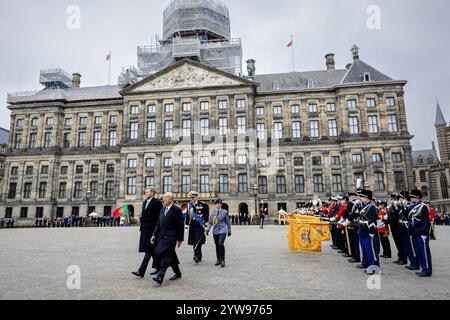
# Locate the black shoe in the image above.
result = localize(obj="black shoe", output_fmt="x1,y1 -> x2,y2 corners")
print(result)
215,260 -> 221,266
395,260 -> 407,265
221,261 -> 225,268
131,271 -> 144,278
348,258 -> 360,263
193,256 -> 200,264
152,277 -> 163,285
150,270 -> 159,275
169,273 -> 182,281
416,272 -> 431,277
405,265 -> 420,270
342,254 -> 351,258
337,250 -> 345,254
357,264 -> 367,269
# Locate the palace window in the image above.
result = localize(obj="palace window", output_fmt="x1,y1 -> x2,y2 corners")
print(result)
276,176 -> 287,193
258,176 -> 268,194
328,119 -> 338,137
182,176 -> 191,194
182,120 -> 191,137
292,121 -> 301,138
237,116 -> 246,134
200,175 -> 209,193
310,120 -> 319,138
219,175 -> 229,193
349,117 -> 359,134
130,122 -> 138,140
388,115 -> 398,132
219,118 -> 228,135
368,116 -> 378,133
295,175 -> 305,193
127,177 -> 136,195
313,175 -> 324,193
181,102 -> 191,112
274,122 -> 283,139
374,172 -> 385,191
238,174 -> 248,193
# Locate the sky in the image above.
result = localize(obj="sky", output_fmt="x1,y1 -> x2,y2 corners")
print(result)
0,0 -> 449,151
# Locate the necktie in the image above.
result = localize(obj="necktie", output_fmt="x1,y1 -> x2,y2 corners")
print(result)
165,208 -> 168,217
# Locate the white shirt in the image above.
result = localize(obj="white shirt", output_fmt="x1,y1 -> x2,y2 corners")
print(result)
145,197 -> 153,209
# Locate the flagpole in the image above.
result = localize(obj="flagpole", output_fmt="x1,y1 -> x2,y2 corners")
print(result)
291,35 -> 295,72
108,51 -> 111,86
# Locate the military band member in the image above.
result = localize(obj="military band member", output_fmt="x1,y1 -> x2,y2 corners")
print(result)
357,189 -> 380,274
342,192 -> 360,262
205,199 -> 231,268
186,191 -> 210,263
398,191 -> 419,270
328,197 -> 340,249
388,194 -> 407,265
408,190 -> 433,277
377,202 -> 392,258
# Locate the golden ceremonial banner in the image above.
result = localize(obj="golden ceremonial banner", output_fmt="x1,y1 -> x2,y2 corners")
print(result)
288,215 -> 330,253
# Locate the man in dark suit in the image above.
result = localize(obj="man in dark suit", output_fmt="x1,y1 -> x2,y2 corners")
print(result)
151,193 -> 184,285
132,186 -> 163,278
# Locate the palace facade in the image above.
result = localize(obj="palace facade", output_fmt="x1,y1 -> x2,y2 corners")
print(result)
0,0 -> 415,223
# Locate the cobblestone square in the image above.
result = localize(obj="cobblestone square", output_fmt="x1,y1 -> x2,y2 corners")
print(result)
0,225 -> 449,300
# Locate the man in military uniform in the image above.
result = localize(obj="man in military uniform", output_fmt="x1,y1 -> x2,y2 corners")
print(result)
186,191 -> 210,263
388,193 -> 407,265
408,190 -> 433,277
342,192 -> 361,262
398,191 -> 419,270
357,189 -> 380,274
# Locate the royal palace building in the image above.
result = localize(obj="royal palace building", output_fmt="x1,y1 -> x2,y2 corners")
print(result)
1,0 -> 415,223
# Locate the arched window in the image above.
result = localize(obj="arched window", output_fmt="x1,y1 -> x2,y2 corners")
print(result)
440,174 -> 449,199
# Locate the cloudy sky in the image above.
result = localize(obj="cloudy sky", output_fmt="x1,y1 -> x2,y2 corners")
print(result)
0,0 -> 448,150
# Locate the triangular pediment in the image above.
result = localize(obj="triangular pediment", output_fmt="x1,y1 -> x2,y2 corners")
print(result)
122,59 -> 255,94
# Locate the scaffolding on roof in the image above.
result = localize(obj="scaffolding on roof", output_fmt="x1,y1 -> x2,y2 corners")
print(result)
163,0 -> 230,40
39,68 -> 73,89
118,0 -> 242,85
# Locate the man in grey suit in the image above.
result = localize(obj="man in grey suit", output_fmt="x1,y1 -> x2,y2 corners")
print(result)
151,193 -> 184,285
132,186 -> 163,278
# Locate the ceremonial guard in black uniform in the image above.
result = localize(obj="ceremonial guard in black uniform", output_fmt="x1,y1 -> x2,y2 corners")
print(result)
186,191 -> 210,263
357,189 -> 380,274
398,191 -> 419,270
408,190 -> 433,277
132,187 -> 163,278
388,193 -> 407,265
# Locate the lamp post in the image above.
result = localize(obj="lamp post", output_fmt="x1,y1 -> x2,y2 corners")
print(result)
86,189 -> 92,216
253,184 -> 258,224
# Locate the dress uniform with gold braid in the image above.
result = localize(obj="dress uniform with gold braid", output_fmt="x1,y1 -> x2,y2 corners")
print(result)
408,189 -> 433,277
186,191 -> 210,263
398,191 -> 419,270
357,189 -> 380,274
388,193 -> 407,265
